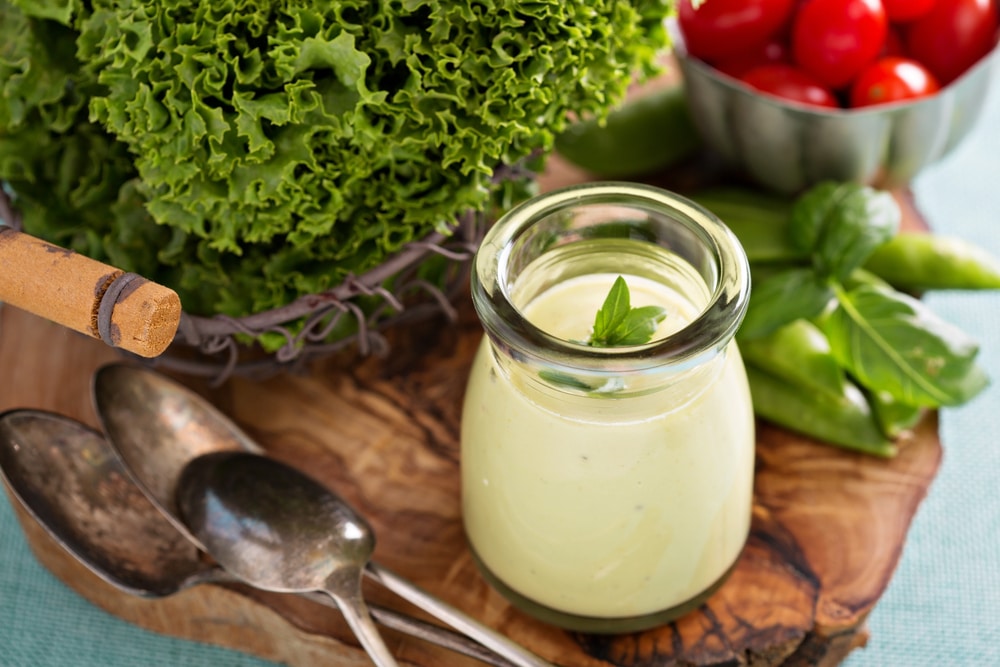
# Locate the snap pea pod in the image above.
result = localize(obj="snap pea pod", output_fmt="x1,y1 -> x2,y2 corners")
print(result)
554,84 -> 701,178
738,319 -> 845,396
863,233 -> 1000,291
688,188 -> 805,264
745,362 -> 896,458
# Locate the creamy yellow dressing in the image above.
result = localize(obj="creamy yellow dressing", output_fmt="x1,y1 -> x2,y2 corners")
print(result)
461,273 -> 754,619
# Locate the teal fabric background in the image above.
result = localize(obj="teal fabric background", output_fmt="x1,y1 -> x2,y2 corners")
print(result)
1,68 -> 998,667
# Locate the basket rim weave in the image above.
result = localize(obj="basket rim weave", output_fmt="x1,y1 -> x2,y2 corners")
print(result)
0,183 -> 495,383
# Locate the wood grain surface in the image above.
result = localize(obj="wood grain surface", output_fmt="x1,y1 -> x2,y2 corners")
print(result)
0,156 -> 942,666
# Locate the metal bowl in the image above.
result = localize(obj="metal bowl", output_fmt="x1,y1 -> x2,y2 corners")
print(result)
675,46 -> 997,193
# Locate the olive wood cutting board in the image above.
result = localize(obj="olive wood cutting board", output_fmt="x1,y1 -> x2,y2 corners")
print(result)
0,156 -> 941,667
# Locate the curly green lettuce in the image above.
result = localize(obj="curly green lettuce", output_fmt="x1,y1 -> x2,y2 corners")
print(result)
3,0 -> 671,319
1,0 -> 165,272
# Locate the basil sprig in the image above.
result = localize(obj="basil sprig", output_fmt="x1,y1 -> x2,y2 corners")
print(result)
588,275 -> 667,347
538,276 -> 666,393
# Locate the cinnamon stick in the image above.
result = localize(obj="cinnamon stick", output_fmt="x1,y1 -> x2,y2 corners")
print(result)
0,228 -> 181,358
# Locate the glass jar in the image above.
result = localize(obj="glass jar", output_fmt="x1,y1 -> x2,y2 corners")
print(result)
460,182 -> 754,633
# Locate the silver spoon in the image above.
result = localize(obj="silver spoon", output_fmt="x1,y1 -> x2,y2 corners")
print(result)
93,362 -> 556,667
178,449 -> 397,666
0,409 -> 515,667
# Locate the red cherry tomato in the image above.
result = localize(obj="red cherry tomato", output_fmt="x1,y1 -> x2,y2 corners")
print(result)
678,0 -> 796,62
882,0 -> 937,22
713,39 -> 790,79
905,0 -> 999,84
791,0 -> 888,89
740,64 -> 840,108
849,57 -> 941,107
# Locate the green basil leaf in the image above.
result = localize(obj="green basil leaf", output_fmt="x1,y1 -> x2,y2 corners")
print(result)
592,275 -> 631,344
737,268 -> 835,341
538,370 -> 597,392
612,305 -> 667,346
789,182 -> 843,254
821,284 -> 989,406
791,182 -> 901,282
586,277 -> 668,347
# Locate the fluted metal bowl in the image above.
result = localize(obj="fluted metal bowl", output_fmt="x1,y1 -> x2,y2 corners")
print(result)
676,46 -> 997,194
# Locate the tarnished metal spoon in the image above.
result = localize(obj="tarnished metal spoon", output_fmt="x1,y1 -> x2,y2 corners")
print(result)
92,363 -> 555,667
177,451 -> 557,667
177,450 -> 397,665
0,409 -> 515,667
0,409 -> 215,596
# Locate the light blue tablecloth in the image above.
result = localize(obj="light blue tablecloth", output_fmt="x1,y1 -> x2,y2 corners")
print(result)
2,70 -> 998,667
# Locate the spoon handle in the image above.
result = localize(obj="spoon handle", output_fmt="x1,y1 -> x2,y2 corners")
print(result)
368,606 -> 517,667
365,563 -> 558,667
296,591 -> 515,667
205,568 -> 515,666
325,571 -> 400,667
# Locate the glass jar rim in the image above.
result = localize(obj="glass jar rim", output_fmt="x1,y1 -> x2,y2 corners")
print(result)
472,181 -> 751,372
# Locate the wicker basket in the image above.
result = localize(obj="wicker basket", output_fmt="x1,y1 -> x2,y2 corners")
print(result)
0,183 -> 499,382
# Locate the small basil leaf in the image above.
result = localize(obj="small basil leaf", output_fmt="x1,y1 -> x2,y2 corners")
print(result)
821,187 -> 900,281
592,275 -> 630,344
820,284 -> 989,407
612,305 -> 667,346
791,182 -> 901,282
737,268 -> 835,341
538,370 -> 597,391
789,181 -> 844,254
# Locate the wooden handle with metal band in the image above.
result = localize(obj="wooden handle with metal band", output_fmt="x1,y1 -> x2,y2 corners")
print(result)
0,227 -> 181,358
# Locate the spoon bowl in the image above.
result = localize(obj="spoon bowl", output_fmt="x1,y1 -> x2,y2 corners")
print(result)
177,451 -> 375,592
0,409 -> 212,597
92,362 -> 260,544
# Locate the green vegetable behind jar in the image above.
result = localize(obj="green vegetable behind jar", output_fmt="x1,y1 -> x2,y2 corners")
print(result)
690,182 -> 997,455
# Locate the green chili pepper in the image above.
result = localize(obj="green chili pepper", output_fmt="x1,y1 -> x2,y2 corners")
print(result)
864,233 -> 1000,291
745,362 -> 896,458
